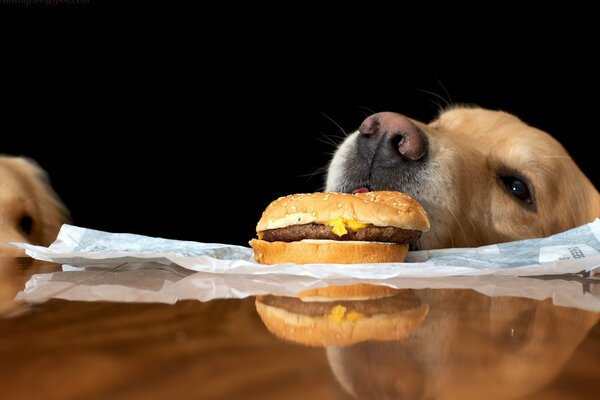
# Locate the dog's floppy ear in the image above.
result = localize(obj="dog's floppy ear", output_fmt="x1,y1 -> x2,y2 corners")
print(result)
8,157 -> 71,245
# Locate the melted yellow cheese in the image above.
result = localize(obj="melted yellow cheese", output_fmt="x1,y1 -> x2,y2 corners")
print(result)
328,217 -> 348,236
327,218 -> 368,237
346,219 -> 368,232
257,232 -> 264,240
345,310 -> 365,321
326,305 -> 364,324
327,305 -> 347,323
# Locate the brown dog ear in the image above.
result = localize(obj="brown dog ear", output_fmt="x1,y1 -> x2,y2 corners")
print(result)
6,156 -> 71,245
593,191 -> 600,220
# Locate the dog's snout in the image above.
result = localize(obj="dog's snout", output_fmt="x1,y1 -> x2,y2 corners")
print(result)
358,112 -> 428,164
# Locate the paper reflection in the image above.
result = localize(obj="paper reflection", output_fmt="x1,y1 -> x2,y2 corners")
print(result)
16,262 -> 600,313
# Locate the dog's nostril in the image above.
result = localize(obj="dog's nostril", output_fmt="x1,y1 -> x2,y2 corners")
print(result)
357,112 -> 428,164
358,116 -> 380,137
392,133 -> 405,149
396,126 -> 427,161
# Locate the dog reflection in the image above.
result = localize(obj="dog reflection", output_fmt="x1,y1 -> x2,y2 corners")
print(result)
0,156 -> 69,252
326,289 -> 599,400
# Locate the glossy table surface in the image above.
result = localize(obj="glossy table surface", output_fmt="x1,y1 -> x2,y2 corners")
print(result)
1,256 -> 600,400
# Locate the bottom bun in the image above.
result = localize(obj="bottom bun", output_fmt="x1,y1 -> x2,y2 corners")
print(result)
297,283 -> 401,301
249,239 -> 409,264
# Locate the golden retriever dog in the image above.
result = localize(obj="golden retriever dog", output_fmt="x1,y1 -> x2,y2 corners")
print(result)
0,155 -> 69,252
326,107 -> 600,248
0,156 -> 68,313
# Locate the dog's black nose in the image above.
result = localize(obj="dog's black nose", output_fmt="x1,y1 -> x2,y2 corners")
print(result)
358,112 -> 428,165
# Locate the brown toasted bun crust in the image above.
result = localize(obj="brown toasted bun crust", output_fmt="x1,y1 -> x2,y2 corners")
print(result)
256,191 -> 430,232
255,297 -> 429,346
249,239 -> 409,264
296,283 -> 401,301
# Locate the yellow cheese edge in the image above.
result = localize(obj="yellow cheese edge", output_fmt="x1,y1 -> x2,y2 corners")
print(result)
326,305 -> 365,324
257,219 -> 370,238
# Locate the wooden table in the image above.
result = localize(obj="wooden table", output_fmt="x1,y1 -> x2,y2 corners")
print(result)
1,256 -> 600,399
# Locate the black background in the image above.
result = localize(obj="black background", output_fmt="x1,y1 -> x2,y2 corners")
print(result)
2,4 -> 598,246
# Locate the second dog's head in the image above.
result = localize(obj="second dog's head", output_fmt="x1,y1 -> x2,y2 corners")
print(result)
0,156 -> 69,251
326,107 -> 600,249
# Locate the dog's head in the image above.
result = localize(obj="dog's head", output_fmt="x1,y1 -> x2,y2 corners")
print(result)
326,107 -> 600,249
0,156 -> 69,251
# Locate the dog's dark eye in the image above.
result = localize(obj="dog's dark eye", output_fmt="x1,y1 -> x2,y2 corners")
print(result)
20,215 -> 33,235
501,176 -> 533,204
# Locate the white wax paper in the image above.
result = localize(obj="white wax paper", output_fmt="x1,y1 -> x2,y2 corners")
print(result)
8,221 -> 600,311
10,220 -> 600,278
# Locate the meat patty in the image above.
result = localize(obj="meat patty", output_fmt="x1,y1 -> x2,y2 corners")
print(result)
261,223 -> 421,244
258,292 -> 422,317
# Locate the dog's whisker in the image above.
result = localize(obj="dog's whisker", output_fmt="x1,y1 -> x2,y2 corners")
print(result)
418,89 -> 451,110
353,105 -> 377,117
325,132 -> 348,139
467,219 -> 484,248
434,77 -> 453,106
446,207 -> 469,247
317,135 -> 341,148
323,134 -> 349,143
320,112 -> 349,138
298,164 -> 329,181
426,99 -> 445,115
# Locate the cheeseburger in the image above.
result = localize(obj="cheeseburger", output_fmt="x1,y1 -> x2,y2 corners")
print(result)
255,284 -> 429,346
250,191 -> 429,264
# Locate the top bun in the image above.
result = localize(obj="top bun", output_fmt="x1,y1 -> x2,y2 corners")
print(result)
256,191 -> 430,232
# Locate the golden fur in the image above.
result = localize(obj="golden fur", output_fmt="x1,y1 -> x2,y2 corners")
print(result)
327,107 -> 600,248
327,289 -> 599,399
0,156 -> 69,253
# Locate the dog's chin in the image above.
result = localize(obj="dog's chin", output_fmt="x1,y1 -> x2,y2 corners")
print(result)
327,179 -> 417,198
408,242 -> 421,251
326,167 -> 422,197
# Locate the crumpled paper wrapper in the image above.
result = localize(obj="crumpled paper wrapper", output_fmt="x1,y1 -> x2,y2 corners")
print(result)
9,220 -> 600,311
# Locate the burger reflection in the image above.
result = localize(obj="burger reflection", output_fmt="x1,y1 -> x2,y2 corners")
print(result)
255,284 -> 599,399
256,284 -> 428,346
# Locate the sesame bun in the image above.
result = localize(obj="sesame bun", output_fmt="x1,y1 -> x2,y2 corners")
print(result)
249,239 -> 408,264
256,192 -> 430,232
250,191 -> 429,264
255,284 -> 429,346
